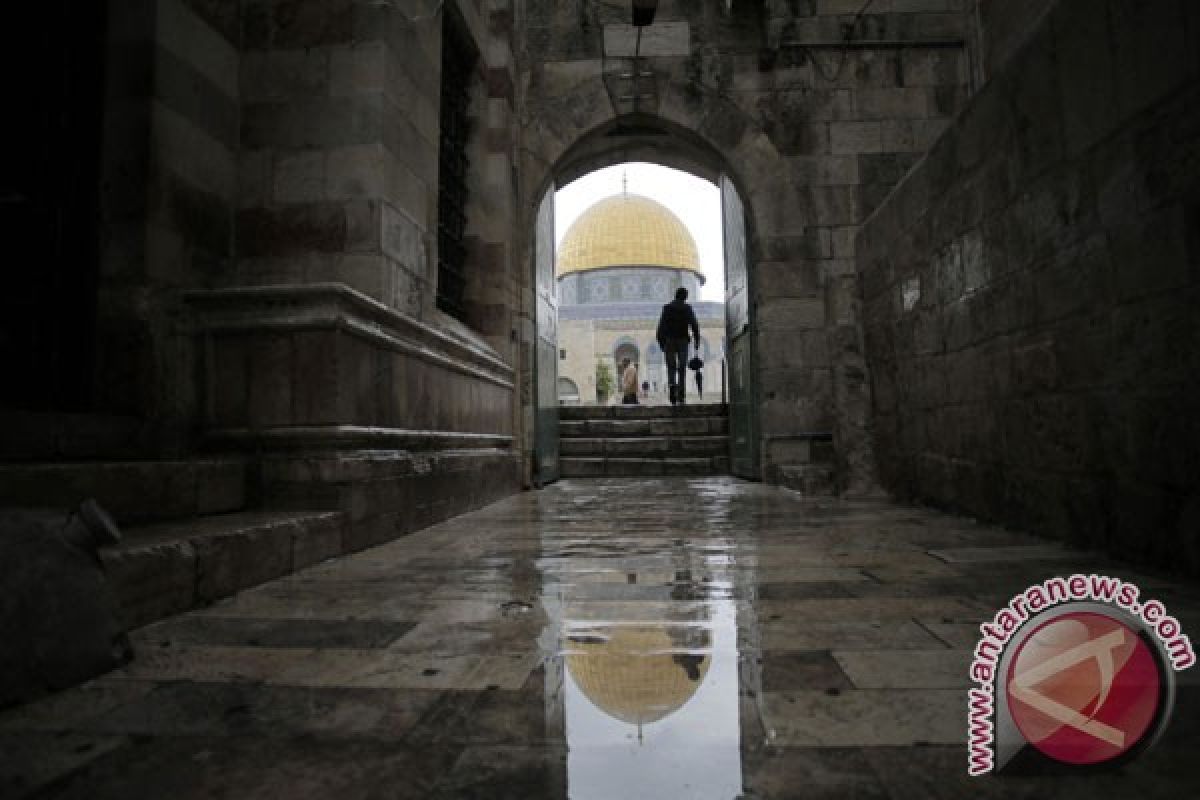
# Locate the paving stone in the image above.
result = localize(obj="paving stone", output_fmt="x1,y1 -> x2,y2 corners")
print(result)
760,689 -> 964,746
916,621 -> 984,649
758,596 -> 987,624
32,736 -> 456,800
433,745 -> 566,799
269,651 -> 539,691
132,617 -> 418,650
106,644 -> 305,684
741,747 -> 890,800
12,477 -> 1198,797
759,651 -> 854,693
760,620 -> 947,651
927,544 -> 1077,564
0,731 -> 130,799
84,682 -> 440,740
832,649 -> 972,689
0,680 -> 154,733
757,581 -> 861,599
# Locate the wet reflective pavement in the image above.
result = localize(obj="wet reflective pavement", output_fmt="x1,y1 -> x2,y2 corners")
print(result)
3,477 -> 1199,799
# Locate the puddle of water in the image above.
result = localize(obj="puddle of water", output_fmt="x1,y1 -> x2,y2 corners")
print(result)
541,553 -> 746,800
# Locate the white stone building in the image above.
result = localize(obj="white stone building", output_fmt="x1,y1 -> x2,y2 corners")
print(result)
555,193 -> 725,406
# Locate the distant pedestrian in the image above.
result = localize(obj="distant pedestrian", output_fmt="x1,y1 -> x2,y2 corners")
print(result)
620,357 -> 639,405
655,287 -> 700,405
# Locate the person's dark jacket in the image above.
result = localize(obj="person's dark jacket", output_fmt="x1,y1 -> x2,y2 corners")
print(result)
656,298 -> 700,347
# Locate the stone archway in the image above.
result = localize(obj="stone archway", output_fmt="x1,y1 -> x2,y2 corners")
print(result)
521,112 -> 764,480
613,338 -> 640,396
518,31 -> 877,490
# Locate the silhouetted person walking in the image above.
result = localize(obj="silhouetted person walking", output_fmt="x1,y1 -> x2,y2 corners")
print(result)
656,287 -> 700,405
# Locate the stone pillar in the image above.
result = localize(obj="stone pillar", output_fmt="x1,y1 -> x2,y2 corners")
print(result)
237,0 -> 441,317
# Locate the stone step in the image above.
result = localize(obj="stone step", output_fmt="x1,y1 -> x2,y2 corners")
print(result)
0,458 -> 247,524
102,511 -> 347,630
560,435 -> 728,458
559,403 -> 728,421
560,416 -> 729,438
778,464 -> 838,496
561,456 -> 730,478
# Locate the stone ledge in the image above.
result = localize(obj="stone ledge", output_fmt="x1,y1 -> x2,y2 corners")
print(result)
257,449 -> 521,547
259,448 -> 517,484
205,426 -> 513,452
778,465 -> 838,496
102,511 -> 345,630
184,283 -> 514,389
95,450 -> 521,630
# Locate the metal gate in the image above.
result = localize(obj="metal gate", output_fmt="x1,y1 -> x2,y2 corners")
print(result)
533,187 -> 560,486
722,175 -> 760,480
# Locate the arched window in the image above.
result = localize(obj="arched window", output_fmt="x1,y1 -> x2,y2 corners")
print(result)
613,337 -> 640,369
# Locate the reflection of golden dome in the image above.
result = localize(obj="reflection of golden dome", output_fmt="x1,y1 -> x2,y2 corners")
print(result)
558,194 -> 702,278
567,626 -> 710,725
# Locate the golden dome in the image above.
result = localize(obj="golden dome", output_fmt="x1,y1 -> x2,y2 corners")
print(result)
558,194 -> 702,278
567,625 -> 710,725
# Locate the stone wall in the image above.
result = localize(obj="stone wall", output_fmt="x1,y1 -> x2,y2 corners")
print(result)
233,0 -> 519,354
236,0 -> 439,316
519,0 -> 972,492
967,0 -> 1055,84
175,0 -> 526,533
858,0 -> 1200,572
97,0 -> 242,444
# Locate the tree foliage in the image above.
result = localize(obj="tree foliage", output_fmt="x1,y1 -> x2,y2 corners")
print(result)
595,360 -> 614,399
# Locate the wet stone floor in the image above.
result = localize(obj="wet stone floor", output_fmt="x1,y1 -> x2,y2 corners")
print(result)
3,477 -> 1200,799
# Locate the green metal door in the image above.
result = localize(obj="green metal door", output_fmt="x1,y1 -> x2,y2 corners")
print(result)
722,175 -> 759,480
533,186 -> 560,486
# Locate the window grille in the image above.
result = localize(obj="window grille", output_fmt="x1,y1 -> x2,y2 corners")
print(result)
435,16 -> 477,321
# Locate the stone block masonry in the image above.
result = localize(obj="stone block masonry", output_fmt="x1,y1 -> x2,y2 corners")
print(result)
520,0 -> 974,491
95,0 -> 243,433
858,0 -> 1200,574
236,2 -> 441,319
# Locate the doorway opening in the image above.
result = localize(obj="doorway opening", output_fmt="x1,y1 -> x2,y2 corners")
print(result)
529,115 -> 760,486
552,163 -> 727,409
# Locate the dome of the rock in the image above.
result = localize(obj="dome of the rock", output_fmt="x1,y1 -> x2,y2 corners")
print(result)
566,625 -> 710,725
557,194 -> 703,279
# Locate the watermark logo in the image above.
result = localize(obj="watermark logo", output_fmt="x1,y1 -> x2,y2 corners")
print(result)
967,574 -> 1194,775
